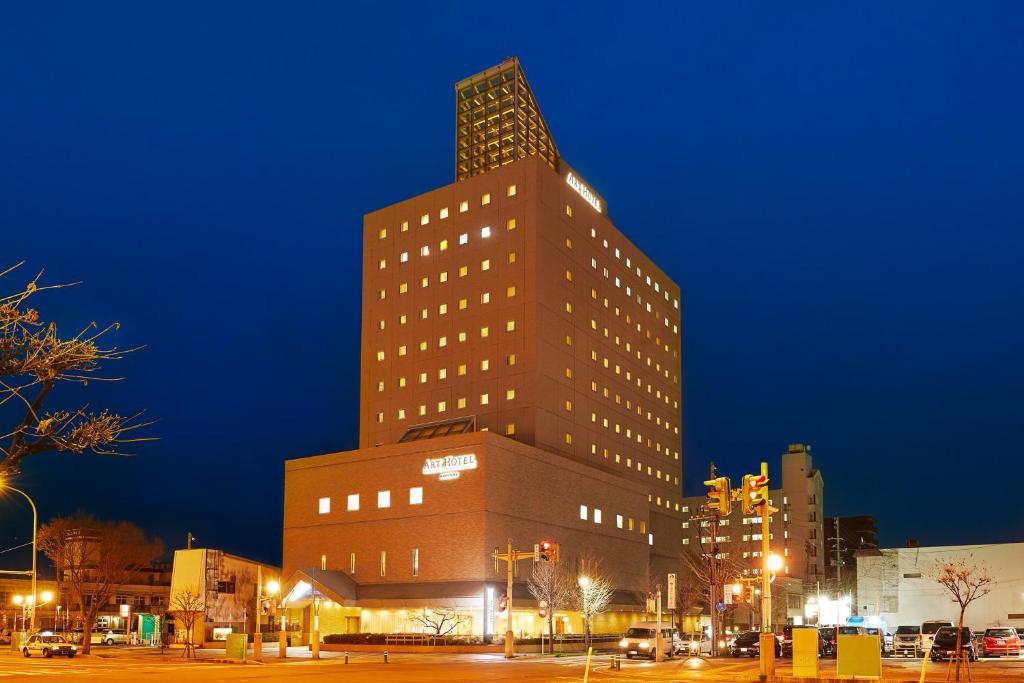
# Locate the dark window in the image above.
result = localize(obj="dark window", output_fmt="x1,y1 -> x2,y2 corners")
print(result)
903,572 -> 922,578
217,581 -> 236,594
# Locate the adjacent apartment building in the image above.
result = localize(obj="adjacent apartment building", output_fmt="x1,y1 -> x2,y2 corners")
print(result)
281,57 -> 684,642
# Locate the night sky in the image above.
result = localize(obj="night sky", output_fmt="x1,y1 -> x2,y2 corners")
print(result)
2,2 -> 1022,568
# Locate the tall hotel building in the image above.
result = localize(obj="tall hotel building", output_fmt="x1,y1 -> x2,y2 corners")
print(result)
281,58 -> 683,641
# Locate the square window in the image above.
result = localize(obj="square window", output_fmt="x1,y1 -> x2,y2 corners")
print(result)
440,207 -> 449,219
459,265 -> 468,277
480,393 -> 489,405
505,423 -> 515,435
377,490 -> 391,508
506,218 -> 516,231
459,200 -> 469,213
440,239 -> 448,251
347,494 -> 360,511
481,292 -> 490,304
508,251 -> 517,264
506,388 -> 515,400
437,400 -> 446,413
378,228 -> 387,240
439,303 -> 448,315
481,259 -> 490,271
409,486 -> 423,505
506,353 -> 516,365
378,258 -> 387,270
420,245 -> 430,256
400,251 -> 409,263
457,396 -> 467,408
459,298 -> 468,310
507,184 -> 517,197
401,220 -> 409,232
459,233 -> 468,245
318,497 -> 330,514
481,226 -> 491,238
505,320 -> 515,332
480,326 -> 489,338
506,286 -> 516,297
480,359 -> 490,371
458,331 -> 467,342
420,213 -> 429,225
375,411 -> 383,423
481,193 -> 491,205
458,363 -> 467,375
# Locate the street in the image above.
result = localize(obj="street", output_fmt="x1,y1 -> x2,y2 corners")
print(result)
0,648 -> 1022,682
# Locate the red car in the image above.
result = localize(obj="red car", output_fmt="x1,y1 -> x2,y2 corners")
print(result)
982,628 -> 1021,657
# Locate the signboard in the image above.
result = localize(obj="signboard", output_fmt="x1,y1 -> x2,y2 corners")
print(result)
715,602 -> 727,614
422,453 -> 477,481
667,574 -> 677,610
120,604 -> 130,618
565,172 -> 602,213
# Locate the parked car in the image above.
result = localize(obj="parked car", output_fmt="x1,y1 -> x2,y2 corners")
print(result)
818,626 -> 837,657
864,627 -> 888,654
981,627 -> 1021,657
921,620 -> 954,653
91,629 -> 128,646
779,625 -> 823,657
930,626 -> 977,662
22,633 -> 77,658
618,622 -> 683,659
893,625 -> 922,657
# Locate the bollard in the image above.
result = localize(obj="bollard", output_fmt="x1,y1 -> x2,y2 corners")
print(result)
344,651 -> 349,664
384,650 -> 389,663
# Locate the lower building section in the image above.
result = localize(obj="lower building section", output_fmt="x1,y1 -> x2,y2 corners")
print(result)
282,431 -> 683,641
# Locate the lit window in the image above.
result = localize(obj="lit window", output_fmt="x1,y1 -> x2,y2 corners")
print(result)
440,271 -> 448,282
437,400 -> 446,413
380,550 -> 387,576
398,345 -> 407,356
580,505 -> 588,520
565,269 -> 572,282
506,353 -> 516,366
412,548 -> 420,576
508,251 -> 517,264
400,251 -> 409,263
565,399 -> 572,412
399,314 -> 407,325
440,207 -> 449,219
418,340 -> 427,351
481,292 -> 490,304
481,226 -> 491,238
480,393 -> 489,405
397,409 -> 405,420
399,282 -> 408,294
409,486 -> 423,505
375,411 -> 384,422
318,497 -> 330,514
421,245 -> 430,256
507,184 -> 517,197
459,233 -> 468,245
378,228 -> 387,240
377,320 -> 385,330
350,552 -> 356,573
565,335 -> 572,346
438,367 -> 447,379
398,376 -> 406,387
616,514 -> 623,529
376,381 -> 384,392
507,218 -> 516,231
458,331 -> 467,342
505,320 -> 515,332
377,490 -> 391,509
506,286 -> 516,298
378,258 -> 386,270
458,265 -> 468,278
594,509 -> 602,524
347,494 -> 359,511
480,326 -> 489,338
440,239 -> 448,251
565,432 -> 572,445
459,200 -> 469,213
481,193 -> 491,205
480,358 -> 490,371
505,423 -> 515,436
378,289 -> 386,300
458,364 -> 467,376
439,303 -> 448,315
565,204 -> 573,217
648,533 -> 654,546
459,298 -> 467,310
418,404 -> 426,416
565,237 -> 572,249
376,350 -> 385,361
457,397 -> 467,408
481,258 -> 490,271
420,213 -> 429,225
565,302 -> 573,313
506,388 -> 516,400
418,372 -> 427,383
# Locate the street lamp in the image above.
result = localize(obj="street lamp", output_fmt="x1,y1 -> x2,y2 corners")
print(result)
263,579 -> 285,659
767,554 -> 784,573
13,595 -> 25,632
577,576 -> 590,649
0,482 -> 37,633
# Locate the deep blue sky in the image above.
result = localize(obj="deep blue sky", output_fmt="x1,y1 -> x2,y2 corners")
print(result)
1,2 -> 1022,567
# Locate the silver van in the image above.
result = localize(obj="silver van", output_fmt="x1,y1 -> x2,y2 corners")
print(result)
618,621 -> 683,659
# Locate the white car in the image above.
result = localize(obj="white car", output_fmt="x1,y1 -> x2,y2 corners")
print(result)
91,629 -> 128,645
23,633 -> 77,658
618,621 -> 684,659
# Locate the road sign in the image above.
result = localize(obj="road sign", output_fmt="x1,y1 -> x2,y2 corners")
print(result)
716,602 -> 727,613
667,574 -> 677,610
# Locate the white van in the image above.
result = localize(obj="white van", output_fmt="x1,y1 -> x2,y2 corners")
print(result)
618,621 -> 683,659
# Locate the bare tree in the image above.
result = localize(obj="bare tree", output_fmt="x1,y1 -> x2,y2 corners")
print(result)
38,514 -> 163,654
408,607 -> 469,640
571,552 -> 614,650
933,559 -> 993,681
170,586 -> 205,659
0,262 -> 152,476
527,560 -> 573,648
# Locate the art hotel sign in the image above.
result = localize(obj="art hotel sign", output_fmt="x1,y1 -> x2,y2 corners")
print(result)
422,453 -> 477,481
565,172 -> 602,213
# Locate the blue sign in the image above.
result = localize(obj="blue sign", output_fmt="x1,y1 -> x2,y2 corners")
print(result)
716,602 -> 727,613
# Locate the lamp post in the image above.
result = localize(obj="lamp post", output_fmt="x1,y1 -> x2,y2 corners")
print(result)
577,576 -> 590,650
13,596 -> 25,632
2,484 -> 37,633
254,565 -> 263,661
264,579 -> 282,659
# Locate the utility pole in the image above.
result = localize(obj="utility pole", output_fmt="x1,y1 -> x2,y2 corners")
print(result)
492,540 -> 537,659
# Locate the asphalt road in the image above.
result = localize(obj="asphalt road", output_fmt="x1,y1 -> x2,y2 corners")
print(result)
0,649 -> 1021,681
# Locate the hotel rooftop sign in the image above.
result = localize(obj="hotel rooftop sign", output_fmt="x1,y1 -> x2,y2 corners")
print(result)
566,172 -> 602,214
422,453 -> 477,481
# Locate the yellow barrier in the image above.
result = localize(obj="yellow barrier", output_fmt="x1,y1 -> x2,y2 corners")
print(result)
793,628 -> 819,677
837,634 -> 882,679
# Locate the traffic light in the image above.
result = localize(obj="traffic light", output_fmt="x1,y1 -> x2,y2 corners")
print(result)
741,464 -> 770,515
538,599 -> 549,618
539,540 -> 553,561
703,476 -> 732,516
